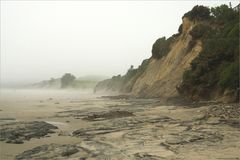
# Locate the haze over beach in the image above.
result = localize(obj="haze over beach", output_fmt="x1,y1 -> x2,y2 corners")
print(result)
1,0 -> 238,87
0,1 -> 239,160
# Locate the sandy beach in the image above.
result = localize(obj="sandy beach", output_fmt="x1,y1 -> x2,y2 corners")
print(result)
0,89 -> 239,160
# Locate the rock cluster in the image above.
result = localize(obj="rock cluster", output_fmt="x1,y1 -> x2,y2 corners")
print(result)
12,99 -> 240,160
205,104 -> 240,128
15,144 -> 80,160
0,121 -> 58,144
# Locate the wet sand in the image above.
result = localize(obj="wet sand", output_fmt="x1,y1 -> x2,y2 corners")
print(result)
0,89 -> 239,160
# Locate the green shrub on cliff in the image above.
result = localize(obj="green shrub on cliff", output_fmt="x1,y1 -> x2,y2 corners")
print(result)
189,24 -> 212,39
183,5 -> 211,21
179,5 -> 239,101
183,70 -> 192,83
121,59 -> 150,92
219,61 -> 239,89
211,4 -> 237,24
152,37 -> 173,59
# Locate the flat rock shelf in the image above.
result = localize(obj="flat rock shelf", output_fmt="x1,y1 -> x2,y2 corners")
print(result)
0,94 -> 239,160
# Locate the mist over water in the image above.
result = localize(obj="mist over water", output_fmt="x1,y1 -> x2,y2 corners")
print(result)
0,89 -> 98,102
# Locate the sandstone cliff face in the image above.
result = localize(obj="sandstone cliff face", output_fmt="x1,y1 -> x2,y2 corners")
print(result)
131,18 -> 202,98
94,17 -> 203,99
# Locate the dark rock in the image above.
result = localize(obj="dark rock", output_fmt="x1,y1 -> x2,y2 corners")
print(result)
16,144 -> 81,160
61,147 -> 79,157
165,131 -> 223,145
0,118 -> 16,121
16,145 -> 49,160
101,95 -> 134,100
0,121 -> 58,144
206,104 -> 240,120
83,110 -> 134,121
219,119 -> 240,128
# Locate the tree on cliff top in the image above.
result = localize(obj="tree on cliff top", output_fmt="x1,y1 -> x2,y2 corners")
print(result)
211,4 -> 237,24
183,5 -> 211,21
61,73 -> 76,88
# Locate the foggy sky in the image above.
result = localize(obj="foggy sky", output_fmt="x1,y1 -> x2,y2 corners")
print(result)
1,1 -> 238,86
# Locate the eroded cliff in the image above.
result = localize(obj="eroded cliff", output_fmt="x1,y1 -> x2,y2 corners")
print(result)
95,5 -> 239,102
131,17 -> 202,98
95,17 -> 202,97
